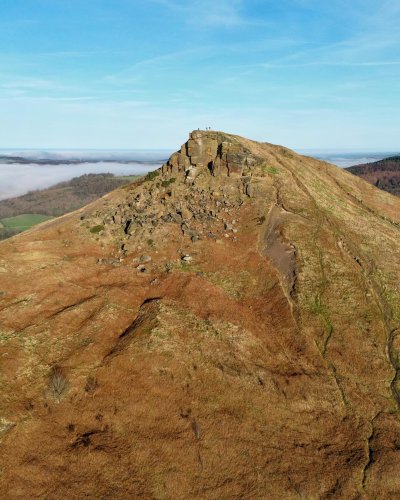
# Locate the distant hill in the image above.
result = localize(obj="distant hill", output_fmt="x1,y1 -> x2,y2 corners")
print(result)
347,155 -> 400,195
0,173 -> 139,239
0,154 -> 162,165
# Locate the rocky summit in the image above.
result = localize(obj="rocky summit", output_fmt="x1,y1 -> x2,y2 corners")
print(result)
2,130 -> 400,498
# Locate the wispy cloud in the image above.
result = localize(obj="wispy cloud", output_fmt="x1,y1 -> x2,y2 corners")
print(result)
232,0 -> 400,71
261,60 -> 400,68
150,0 -> 263,27
256,30 -> 400,70
0,77 -> 60,90
22,96 -> 97,102
103,47 -> 211,85
102,36 -> 304,88
16,50 -> 131,58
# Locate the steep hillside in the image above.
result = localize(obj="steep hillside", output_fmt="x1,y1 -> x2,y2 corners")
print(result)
348,155 -> 400,195
1,131 -> 400,498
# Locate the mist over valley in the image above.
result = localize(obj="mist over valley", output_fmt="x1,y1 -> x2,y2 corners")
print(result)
0,150 -> 170,200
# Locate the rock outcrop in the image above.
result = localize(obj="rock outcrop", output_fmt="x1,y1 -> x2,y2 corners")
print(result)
1,131 -> 400,498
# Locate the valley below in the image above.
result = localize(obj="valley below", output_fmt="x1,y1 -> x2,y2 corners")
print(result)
0,174 -> 141,240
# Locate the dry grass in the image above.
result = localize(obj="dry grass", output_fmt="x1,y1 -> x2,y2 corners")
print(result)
48,365 -> 68,401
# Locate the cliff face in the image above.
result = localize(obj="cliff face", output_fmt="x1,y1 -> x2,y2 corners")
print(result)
1,131 -> 400,498
164,130 -> 262,178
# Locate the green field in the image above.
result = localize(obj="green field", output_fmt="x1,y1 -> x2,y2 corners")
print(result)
1,213 -> 54,231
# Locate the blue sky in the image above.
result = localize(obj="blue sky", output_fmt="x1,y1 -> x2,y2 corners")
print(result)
0,0 -> 399,149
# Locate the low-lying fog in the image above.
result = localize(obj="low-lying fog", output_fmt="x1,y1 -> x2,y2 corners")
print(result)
0,149 -> 397,201
302,151 -> 398,168
0,150 -> 172,201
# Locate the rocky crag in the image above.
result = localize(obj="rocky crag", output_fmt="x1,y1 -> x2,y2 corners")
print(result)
1,131 -> 400,498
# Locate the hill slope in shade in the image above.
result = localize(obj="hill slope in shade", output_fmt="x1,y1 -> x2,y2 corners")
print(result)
1,131 -> 400,497
347,155 -> 400,195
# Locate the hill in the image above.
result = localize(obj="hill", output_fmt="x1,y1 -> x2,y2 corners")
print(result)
1,131 -> 400,497
347,155 -> 400,195
0,173 -> 139,240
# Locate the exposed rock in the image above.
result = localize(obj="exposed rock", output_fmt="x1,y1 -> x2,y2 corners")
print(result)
263,205 -> 297,297
97,257 -> 120,266
179,207 -> 192,221
139,255 -> 152,263
0,418 -> 15,438
113,214 -> 122,225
